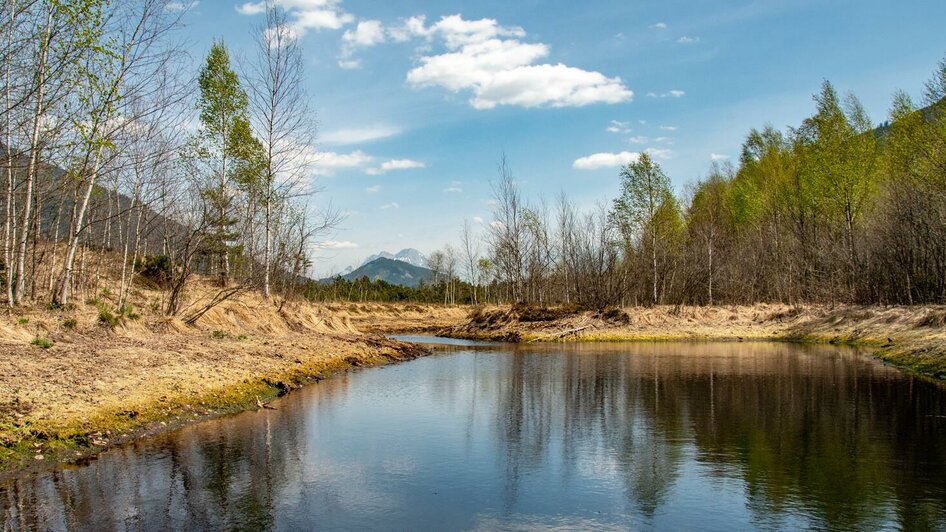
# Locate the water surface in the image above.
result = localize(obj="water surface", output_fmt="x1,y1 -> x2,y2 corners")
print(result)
3,340 -> 946,530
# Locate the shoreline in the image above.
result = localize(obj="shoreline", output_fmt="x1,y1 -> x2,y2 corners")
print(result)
1,333 -> 428,483
439,304 -> 946,379
4,301 -> 946,482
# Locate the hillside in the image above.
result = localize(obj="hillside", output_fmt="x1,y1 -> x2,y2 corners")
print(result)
341,257 -> 435,288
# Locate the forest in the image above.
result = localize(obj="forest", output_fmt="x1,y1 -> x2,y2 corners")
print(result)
2,0 -> 945,311
419,64 -> 946,308
0,0 -> 333,319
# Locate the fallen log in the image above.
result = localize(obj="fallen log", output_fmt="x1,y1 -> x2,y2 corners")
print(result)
529,325 -> 592,342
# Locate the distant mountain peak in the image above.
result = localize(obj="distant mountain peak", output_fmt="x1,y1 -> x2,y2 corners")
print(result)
332,256 -> 434,288
361,248 -> 428,269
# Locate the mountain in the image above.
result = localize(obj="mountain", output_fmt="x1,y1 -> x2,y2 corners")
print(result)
361,248 -> 428,269
339,257 -> 434,288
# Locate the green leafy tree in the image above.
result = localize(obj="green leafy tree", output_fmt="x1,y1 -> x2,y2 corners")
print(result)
611,152 -> 673,304
194,41 -> 262,287
797,81 -> 879,293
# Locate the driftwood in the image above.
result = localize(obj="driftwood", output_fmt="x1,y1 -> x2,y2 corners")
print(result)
529,325 -> 592,342
256,396 -> 277,410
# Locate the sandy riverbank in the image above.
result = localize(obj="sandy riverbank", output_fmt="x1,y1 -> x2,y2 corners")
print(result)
441,303 -> 946,378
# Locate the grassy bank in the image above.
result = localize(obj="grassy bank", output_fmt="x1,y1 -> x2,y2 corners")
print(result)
0,288 -> 434,481
442,304 -> 946,378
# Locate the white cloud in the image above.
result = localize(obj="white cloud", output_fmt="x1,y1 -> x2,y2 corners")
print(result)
473,216 -> 484,224
659,125 -> 677,131
365,185 -> 381,193
710,153 -> 730,162
651,22 -> 667,29
678,36 -> 699,44
405,15 -> 632,110
339,19 -> 385,68
629,135 -> 649,144
312,150 -> 373,176
573,151 -> 640,170
380,202 -> 400,209
235,2 -> 264,15
606,120 -> 631,134
646,147 -> 673,159
316,240 -> 359,249
321,124 -> 402,145
387,15 -> 428,42
647,89 -> 685,98
365,159 -> 425,175
236,0 -> 353,36
166,1 -> 198,12
654,136 -> 673,143
444,186 -> 463,193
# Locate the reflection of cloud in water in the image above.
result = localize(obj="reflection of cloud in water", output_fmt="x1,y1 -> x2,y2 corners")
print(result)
471,513 -> 631,531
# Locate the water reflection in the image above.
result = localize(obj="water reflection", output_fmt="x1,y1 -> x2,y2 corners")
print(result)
3,342 -> 945,530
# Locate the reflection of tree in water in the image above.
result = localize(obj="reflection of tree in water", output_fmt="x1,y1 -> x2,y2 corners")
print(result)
486,343 -> 946,529
3,343 -> 946,530
493,352 -> 554,510
0,392 -> 312,530
491,348 -> 688,516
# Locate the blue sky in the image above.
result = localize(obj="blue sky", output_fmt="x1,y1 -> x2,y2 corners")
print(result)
176,0 -> 946,275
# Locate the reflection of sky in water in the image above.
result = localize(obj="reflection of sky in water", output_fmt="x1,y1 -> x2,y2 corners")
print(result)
3,341 -> 946,530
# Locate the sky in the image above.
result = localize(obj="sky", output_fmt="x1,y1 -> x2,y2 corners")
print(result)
174,0 -> 946,275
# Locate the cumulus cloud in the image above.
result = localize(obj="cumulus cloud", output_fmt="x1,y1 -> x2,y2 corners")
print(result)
365,159 -> 425,175
166,1 -> 198,12
651,22 -> 667,29
316,240 -> 359,249
606,120 -> 631,134
339,19 -> 385,68
320,124 -> 402,145
646,89 -> 685,98
404,15 -> 632,109
646,147 -> 673,159
573,151 -> 640,170
236,0 -> 353,35
312,150 -> 373,176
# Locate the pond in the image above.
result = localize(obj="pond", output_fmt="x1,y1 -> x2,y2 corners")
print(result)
3,339 -> 946,530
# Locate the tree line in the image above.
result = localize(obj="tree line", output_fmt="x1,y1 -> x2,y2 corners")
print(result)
453,57 -> 946,308
0,0 -> 334,318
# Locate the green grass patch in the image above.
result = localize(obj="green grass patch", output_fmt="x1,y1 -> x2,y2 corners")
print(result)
31,337 -> 53,349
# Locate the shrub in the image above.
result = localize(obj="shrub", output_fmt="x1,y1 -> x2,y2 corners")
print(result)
17,318 -> 28,325
98,308 -> 120,329
31,337 -> 53,349
135,255 -> 172,288
63,318 -> 78,330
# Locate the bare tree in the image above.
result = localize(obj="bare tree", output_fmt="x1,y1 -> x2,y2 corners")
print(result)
245,3 -> 315,300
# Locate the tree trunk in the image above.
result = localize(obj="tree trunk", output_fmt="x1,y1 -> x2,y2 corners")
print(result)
55,148 -> 102,306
